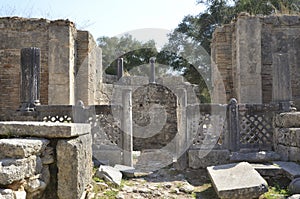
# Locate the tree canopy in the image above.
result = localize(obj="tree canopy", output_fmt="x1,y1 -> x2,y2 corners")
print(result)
97,0 -> 299,103
172,0 -> 300,53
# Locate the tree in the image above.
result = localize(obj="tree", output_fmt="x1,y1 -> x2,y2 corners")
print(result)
172,0 -> 299,54
97,34 -> 157,75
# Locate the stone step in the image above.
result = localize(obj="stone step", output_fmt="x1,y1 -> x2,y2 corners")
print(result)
273,161 -> 300,180
275,112 -> 300,128
207,162 -> 268,199
230,151 -> 281,163
251,163 -> 284,177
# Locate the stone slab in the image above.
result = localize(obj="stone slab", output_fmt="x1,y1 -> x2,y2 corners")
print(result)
0,122 -> 90,138
96,165 -> 122,186
251,163 -> 284,177
230,151 -> 281,162
207,162 -> 268,199
273,161 -> 300,180
0,138 -> 49,158
114,164 -> 135,178
275,112 -> 300,127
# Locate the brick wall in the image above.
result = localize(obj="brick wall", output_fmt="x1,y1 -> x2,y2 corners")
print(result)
0,17 -> 102,120
212,15 -> 300,106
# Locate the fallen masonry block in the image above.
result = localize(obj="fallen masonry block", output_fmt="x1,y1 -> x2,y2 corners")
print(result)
207,162 -> 268,199
95,165 -> 122,186
114,164 -> 135,178
273,161 -> 300,180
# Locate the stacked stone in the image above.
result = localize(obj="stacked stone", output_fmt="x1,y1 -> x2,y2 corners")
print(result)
0,138 -> 53,199
274,112 -> 300,162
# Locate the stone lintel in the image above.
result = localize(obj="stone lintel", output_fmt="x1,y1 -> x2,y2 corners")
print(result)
0,122 -> 90,138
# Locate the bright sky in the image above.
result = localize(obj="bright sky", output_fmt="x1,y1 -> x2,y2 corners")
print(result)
0,0 -> 205,40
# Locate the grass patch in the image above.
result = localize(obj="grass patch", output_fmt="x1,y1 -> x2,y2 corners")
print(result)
260,185 -> 290,199
102,189 -> 119,199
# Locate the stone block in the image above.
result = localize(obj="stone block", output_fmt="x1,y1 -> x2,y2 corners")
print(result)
188,149 -> 230,169
288,194 -> 300,199
274,144 -> 290,161
289,178 -> 300,194
275,112 -> 300,128
273,161 -> 300,180
207,162 -> 268,199
0,189 -> 14,199
289,147 -> 300,162
274,128 -> 299,146
56,133 -> 93,199
0,156 -> 42,185
0,138 -> 49,159
114,164 -> 135,178
251,163 -> 284,177
0,122 -> 90,138
13,190 -> 26,199
230,151 -> 281,162
96,165 -> 122,186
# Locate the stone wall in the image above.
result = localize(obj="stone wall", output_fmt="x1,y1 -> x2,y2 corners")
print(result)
274,112 -> 300,162
212,14 -> 300,107
0,122 -> 92,199
0,17 -> 102,120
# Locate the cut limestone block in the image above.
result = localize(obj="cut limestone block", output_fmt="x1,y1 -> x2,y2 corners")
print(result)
0,121 -> 90,138
95,165 -> 122,186
251,163 -> 284,177
114,164 -> 135,178
207,162 -> 268,199
56,133 -> 93,199
0,138 -> 49,159
273,161 -> 300,180
275,112 -> 300,128
230,151 -> 281,162
0,156 -> 42,185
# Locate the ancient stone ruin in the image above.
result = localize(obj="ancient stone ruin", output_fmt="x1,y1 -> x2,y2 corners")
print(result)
0,14 -> 299,199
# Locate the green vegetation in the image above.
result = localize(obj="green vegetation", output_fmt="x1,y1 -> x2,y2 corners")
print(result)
260,184 -> 291,199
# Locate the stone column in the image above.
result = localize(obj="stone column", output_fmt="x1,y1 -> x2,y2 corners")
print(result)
175,88 -> 188,169
235,17 -> 262,103
122,89 -> 133,166
19,47 -> 40,111
227,98 -> 239,152
149,57 -> 156,83
117,58 -> 124,80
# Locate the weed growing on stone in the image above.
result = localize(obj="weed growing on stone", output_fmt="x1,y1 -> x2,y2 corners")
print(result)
260,185 -> 290,199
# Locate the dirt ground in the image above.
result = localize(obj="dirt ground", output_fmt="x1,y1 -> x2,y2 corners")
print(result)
89,166 -> 220,199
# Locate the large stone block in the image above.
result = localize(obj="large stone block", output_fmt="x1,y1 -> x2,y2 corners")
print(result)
0,138 -> 49,159
188,149 -> 230,169
0,189 -> 14,199
274,128 -> 300,147
274,144 -> 290,161
207,162 -> 268,199
0,156 -> 42,185
0,122 -> 90,138
275,112 -> 300,128
56,133 -> 93,199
